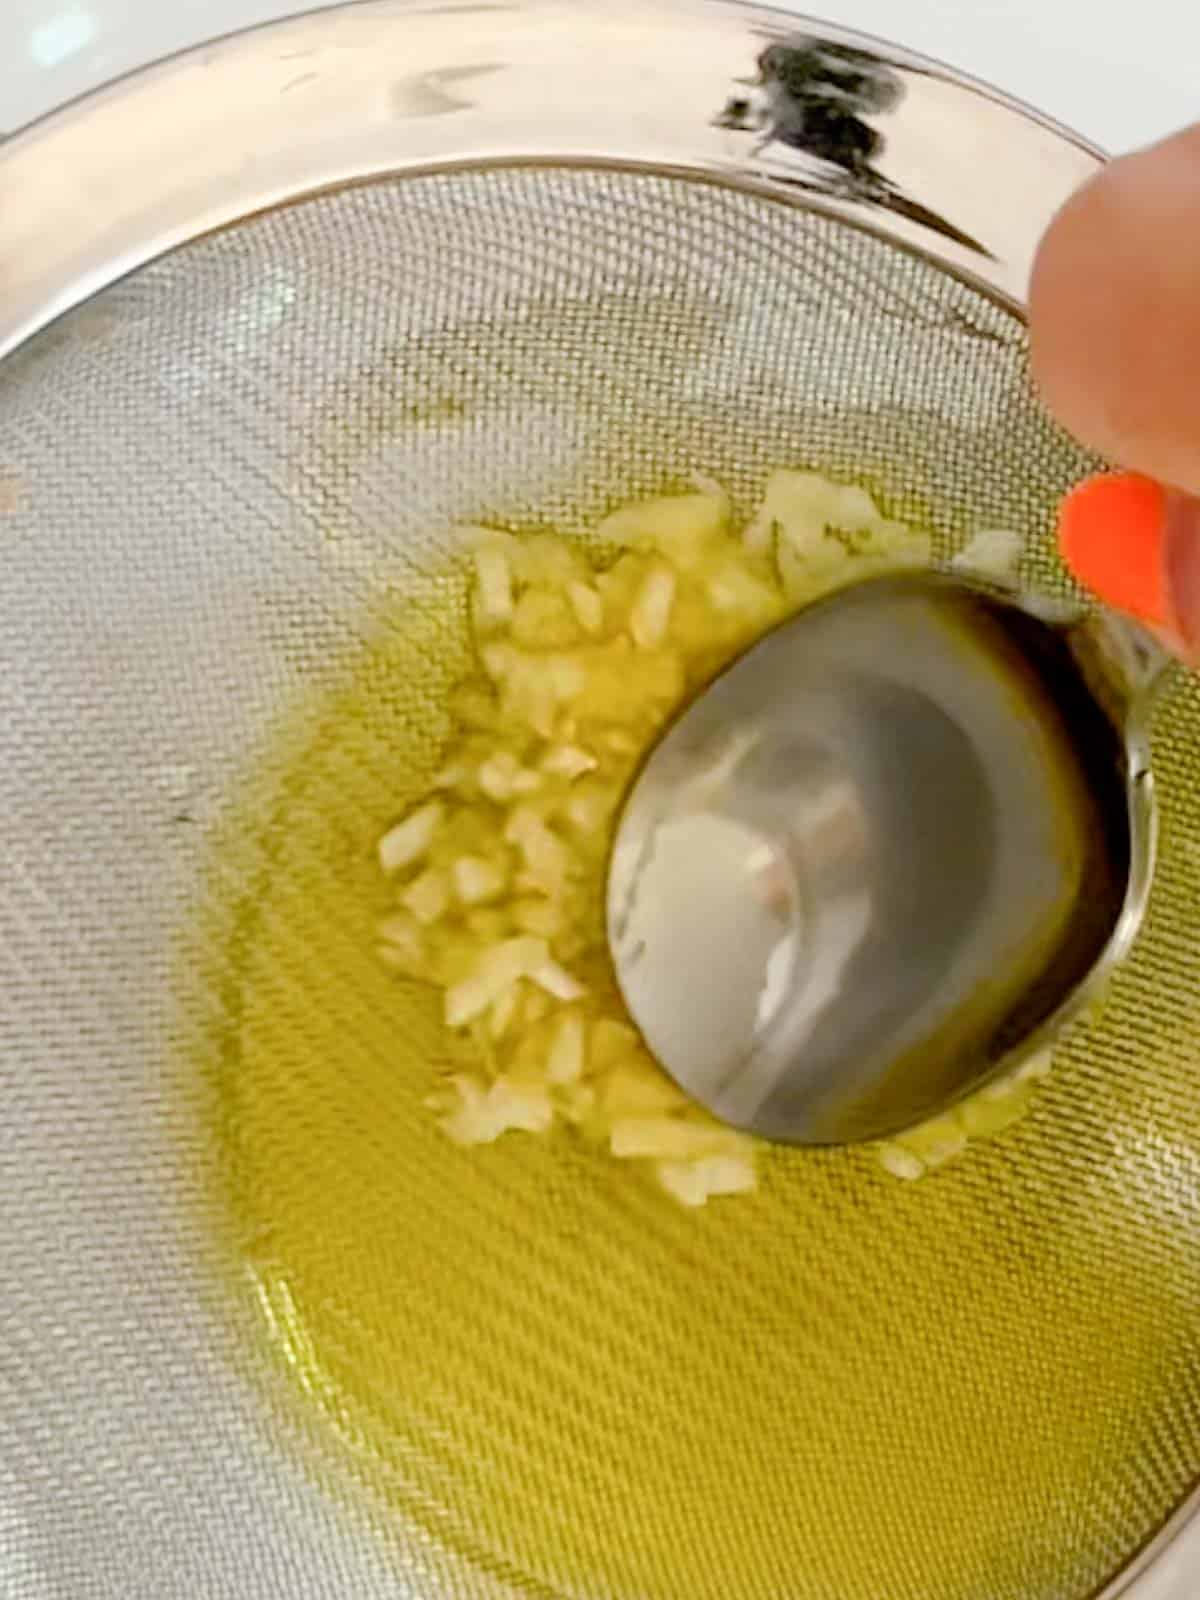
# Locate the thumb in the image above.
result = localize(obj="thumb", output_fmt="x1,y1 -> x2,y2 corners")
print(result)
1058,474 -> 1200,662
1029,123 -> 1200,660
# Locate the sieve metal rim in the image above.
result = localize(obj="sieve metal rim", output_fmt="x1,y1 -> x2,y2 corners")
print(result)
0,2 -> 1192,1595
0,0 -> 1101,360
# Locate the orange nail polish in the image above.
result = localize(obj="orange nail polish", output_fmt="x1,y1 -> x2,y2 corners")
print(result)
1057,472 -> 1168,627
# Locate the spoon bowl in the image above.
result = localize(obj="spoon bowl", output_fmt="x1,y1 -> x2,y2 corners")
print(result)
607,571 -> 1159,1144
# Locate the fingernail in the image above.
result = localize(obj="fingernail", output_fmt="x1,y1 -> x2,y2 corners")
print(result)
1057,472 -> 1170,627
1058,471 -> 1200,661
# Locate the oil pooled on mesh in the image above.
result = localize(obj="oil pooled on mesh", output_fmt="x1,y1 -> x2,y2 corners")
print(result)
3,167 -> 1200,1600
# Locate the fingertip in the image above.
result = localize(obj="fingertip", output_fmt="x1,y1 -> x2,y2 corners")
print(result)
1029,124 -> 1200,498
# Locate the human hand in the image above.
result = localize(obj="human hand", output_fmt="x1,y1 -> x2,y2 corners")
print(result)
1030,124 -> 1200,661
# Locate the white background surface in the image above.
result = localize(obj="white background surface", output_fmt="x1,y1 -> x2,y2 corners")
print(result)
0,0 -> 1197,153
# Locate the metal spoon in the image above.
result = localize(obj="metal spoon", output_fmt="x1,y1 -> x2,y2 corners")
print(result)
606,570 -> 1164,1145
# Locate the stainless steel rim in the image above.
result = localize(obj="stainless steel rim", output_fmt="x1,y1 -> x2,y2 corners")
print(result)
1,2 -> 1193,1593
0,0 -> 1103,360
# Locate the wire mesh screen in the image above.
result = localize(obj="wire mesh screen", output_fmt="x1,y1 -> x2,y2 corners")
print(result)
3,167 -> 1200,1600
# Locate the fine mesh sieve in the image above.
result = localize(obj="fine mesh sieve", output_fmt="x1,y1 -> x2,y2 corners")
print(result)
3,5 -> 1200,1599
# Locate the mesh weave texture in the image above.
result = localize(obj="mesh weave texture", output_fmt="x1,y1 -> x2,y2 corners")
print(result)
3,169 -> 1200,1600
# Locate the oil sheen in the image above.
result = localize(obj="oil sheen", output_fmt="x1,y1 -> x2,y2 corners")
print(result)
205,579 -> 1191,1600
